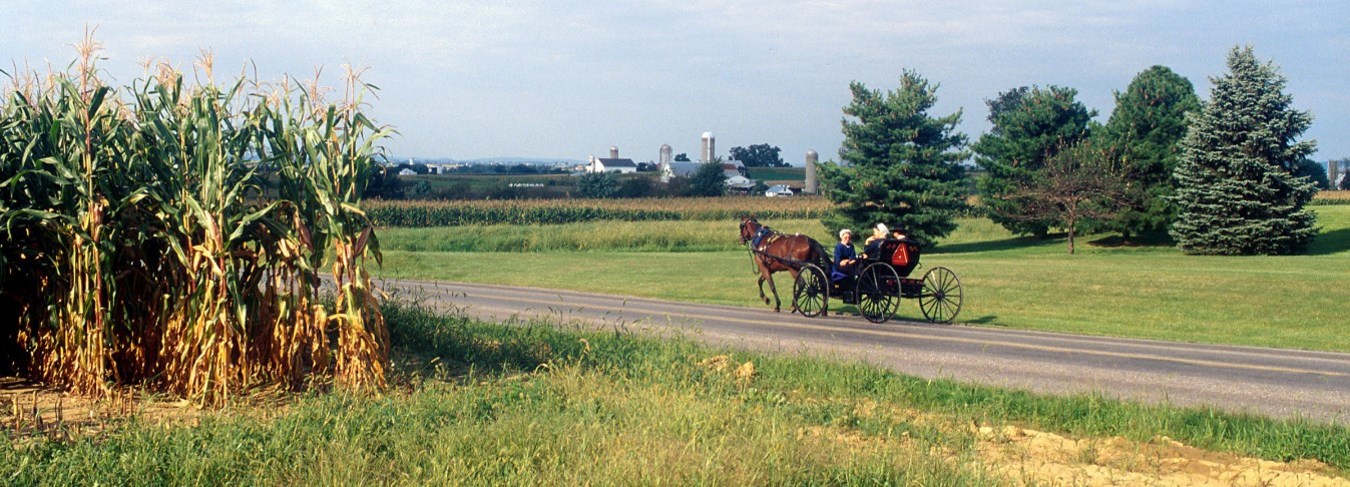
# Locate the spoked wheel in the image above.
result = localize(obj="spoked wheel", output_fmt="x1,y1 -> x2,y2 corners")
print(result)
792,264 -> 828,318
918,266 -> 963,323
856,263 -> 901,324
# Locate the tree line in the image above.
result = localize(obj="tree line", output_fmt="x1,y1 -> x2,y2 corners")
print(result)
820,45 -> 1326,255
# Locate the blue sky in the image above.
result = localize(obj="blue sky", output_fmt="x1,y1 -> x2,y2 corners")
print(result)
6,1 -> 1348,165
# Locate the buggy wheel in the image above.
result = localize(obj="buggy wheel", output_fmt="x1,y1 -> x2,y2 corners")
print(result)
856,263 -> 900,324
918,266 -> 963,323
792,264 -> 828,318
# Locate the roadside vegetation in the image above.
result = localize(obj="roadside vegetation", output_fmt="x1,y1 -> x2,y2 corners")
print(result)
4,304 -> 1345,484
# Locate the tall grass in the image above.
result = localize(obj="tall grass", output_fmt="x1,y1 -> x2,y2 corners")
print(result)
0,40 -> 388,404
5,303 -> 1344,484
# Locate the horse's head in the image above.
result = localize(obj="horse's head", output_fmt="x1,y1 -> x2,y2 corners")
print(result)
738,215 -> 761,245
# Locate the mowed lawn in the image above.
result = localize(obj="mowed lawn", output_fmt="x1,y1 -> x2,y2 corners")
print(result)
376,205 -> 1350,352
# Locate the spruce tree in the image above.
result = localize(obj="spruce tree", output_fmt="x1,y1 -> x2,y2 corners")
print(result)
1100,66 -> 1200,239
818,70 -> 968,248
974,86 -> 1095,236
1171,46 -> 1318,255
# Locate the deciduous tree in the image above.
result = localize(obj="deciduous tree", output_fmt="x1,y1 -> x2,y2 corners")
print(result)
818,70 -> 968,247
1006,142 -> 1129,254
729,144 -> 786,167
1171,46 -> 1318,255
577,171 -> 619,198
684,160 -> 727,196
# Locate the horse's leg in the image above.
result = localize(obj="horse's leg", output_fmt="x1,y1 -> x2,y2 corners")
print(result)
767,271 -> 781,312
786,268 -> 801,313
757,267 -> 771,306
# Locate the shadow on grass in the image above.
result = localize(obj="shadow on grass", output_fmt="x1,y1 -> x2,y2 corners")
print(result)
931,236 -> 1048,254
1086,231 -> 1175,249
385,301 -> 591,379
1307,228 -> 1350,256
964,315 -> 1000,326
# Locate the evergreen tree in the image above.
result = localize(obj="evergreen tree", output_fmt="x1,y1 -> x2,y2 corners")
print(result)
1100,66 -> 1201,239
818,71 -> 968,248
1293,158 -> 1329,190
973,86 -> 1095,236
1171,46 -> 1318,255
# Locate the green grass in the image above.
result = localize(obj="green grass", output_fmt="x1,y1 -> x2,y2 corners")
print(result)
7,304 -> 1345,483
375,207 -> 1350,352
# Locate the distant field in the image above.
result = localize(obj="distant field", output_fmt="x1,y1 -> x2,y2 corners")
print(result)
366,196 -> 835,226
746,166 -> 806,180
376,206 -> 1350,352
1315,190 -> 1350,203
400,173 -> 579,199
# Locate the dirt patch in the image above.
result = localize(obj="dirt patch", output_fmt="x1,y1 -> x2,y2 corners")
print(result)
975,425 -> 1348,486
845,398 -> 1346,485
1,376 -> 293,440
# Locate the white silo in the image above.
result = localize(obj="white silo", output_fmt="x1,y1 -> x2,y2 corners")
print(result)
804,149 -> 819,194
610,145 -> 619,159
700,132 -> 715,163
659,143 -> 672,166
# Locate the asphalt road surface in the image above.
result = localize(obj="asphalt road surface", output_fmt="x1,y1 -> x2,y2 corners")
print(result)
381,277 -> 1350,425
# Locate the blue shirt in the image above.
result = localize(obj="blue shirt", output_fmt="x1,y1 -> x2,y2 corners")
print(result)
833,242 -> 856,269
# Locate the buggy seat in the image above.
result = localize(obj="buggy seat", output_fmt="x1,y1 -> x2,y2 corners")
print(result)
867,238 -> 921,277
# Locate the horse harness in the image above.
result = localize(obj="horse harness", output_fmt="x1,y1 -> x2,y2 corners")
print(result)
746,226 -> 813,271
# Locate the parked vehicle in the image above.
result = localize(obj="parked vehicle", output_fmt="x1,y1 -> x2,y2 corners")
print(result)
765,184 -> 794,197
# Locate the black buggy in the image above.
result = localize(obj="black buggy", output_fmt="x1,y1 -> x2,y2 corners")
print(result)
790,238 -> 963,324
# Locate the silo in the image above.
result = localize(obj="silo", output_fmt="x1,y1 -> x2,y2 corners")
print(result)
804,149 -> 819,194
659,143 -> 672,166
1331,160 -> 1340,189
701,132 -> 715,162
610,145 -> 619,159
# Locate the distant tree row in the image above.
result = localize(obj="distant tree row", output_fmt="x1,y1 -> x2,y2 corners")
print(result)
819,45 -> 1323,255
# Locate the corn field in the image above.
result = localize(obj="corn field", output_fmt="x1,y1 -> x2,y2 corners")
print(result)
0,46 -> 389,405
365,196 -> 836,227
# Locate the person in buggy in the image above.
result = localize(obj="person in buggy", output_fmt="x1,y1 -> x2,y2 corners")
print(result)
863,223 -> 890,258
832,228 -> 858,282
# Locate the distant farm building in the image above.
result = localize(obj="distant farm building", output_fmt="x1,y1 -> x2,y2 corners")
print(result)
587,156 -> 638,174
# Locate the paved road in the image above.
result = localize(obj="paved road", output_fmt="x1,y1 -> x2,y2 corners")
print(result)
381,278 -> 1350,425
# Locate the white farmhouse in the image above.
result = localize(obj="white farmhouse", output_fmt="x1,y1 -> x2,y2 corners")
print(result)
587,156 -> 638,174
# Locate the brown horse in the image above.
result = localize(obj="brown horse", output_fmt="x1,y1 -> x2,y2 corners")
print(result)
738,216 -> 831,313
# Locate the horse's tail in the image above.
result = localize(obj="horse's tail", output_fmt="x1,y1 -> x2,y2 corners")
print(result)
808,238 -> 832,273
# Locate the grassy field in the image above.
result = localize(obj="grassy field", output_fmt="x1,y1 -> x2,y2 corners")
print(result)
745,166 -> 806,181
375,206 -> 1350,352
5,304 -> 1346,484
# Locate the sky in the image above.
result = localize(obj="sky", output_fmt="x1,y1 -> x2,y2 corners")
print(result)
5,1 -> 1349,165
